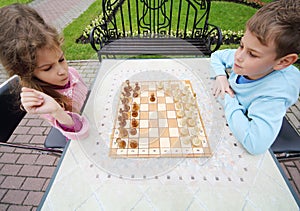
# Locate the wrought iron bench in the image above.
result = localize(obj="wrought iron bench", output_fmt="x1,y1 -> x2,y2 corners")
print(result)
89,0 -> 222,60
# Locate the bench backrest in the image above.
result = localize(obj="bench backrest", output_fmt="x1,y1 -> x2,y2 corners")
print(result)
102,0 -> 212,39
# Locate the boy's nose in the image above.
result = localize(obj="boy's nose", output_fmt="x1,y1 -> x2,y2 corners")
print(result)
235,50 -> 244,62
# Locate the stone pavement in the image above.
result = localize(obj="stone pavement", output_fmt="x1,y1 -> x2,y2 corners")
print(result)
0,0 -> 299,210
0,60 -> 100,210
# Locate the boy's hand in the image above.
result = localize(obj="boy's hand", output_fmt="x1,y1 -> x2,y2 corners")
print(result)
20,87 -> 61,115
213,75 -> 235,98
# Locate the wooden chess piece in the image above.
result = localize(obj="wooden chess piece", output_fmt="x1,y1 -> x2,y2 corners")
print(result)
134,82 -> 140,91
118,127 -> 128,138
124,104 -> 130,112
129,140 -> 138,148
131,118 -> 139,127
132,91 -> 139,98
150,93 -> 156,102
132,102 -> 139,111
132,111 -> 138,117
116,138 -> 126,148
130,128 -> 137,135
126,80 -> 132,91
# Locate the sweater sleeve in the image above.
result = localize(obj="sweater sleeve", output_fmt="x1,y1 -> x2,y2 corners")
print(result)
56,113 -> 83,132
210,49 -> 236,78
224,94 -> 286,155
41,112 -> 89,140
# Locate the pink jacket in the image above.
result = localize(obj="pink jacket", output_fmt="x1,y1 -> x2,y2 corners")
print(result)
41,67 -> 89,140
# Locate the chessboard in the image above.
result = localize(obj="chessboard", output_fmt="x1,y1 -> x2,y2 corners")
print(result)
109,80 -> 212,158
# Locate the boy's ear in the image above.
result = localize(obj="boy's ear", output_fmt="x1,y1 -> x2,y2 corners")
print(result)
274,53 -> 299,70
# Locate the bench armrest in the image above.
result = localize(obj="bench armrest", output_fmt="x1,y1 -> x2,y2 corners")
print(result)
206,23 -> 223,54
89,24 -> 108,52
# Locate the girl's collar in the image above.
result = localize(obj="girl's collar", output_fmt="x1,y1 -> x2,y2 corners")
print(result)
51,80 -> 71,89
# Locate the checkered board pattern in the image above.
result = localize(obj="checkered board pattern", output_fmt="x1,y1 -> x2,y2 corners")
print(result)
109,80 -> 212,158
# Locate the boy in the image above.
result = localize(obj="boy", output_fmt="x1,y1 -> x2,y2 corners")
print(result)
210,0 -> 300,154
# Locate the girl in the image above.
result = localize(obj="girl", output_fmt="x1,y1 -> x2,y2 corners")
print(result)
0,4 -> 89,140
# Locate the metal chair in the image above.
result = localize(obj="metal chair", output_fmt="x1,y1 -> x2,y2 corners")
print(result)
0,75 -> 66,155
271,117 -> 300,159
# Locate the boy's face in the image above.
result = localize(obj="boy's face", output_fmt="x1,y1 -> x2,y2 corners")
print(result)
233,29 -> 279,80
33,46 -> 69,86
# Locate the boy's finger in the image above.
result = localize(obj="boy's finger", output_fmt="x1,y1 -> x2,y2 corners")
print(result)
226,88 -> 235,98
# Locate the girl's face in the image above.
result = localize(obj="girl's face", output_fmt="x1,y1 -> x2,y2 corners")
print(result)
233,29 -> 280,80
33,46 -> 69,86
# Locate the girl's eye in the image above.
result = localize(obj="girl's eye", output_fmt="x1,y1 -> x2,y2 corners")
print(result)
59,57 -> 65,62
43,66 -> 52,71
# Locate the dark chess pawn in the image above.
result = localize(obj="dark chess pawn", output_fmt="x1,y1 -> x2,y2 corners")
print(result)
134,82 -> 140,91
124,86 -> 130,93
131,118 -> 139,127
121,97 -> 129,105
119,119 -> 127,127
118,127 -> 128,138
132,102 -> 139,111
118,115 -> 123,121
132,110 -> 138,117
129,128 -> 137,135
129,140 -> 138,148
150,93 -> 156,102
132,91 -> 139,98
122,112 -> 129,120
124,104 -> 130,112
122,91 -> 131,97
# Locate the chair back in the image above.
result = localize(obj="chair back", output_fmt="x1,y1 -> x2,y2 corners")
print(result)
271,117 -> 300,154
0,75 -> 26,142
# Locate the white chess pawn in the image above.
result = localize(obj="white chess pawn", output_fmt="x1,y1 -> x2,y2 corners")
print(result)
175,102 -> 182,110
191,136 -> 201,146
176,110 -> 184,118
179,127 -> 189,136
190,127 -> 200,136
181,117 -> 187,126
157,81 -> 164,90
185,110 -> 193,118
187,118 -> 196,127
181,136 -> 191,145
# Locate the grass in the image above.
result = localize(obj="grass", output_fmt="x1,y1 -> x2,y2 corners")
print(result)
210,2 -> 257,31
62,1 -> 101,60
0,0 -> 32,7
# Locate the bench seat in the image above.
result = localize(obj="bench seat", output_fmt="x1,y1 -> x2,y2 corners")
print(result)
90,0 -> 222,61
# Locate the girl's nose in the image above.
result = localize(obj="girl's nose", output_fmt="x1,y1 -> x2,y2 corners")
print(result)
57,67 -> 67,76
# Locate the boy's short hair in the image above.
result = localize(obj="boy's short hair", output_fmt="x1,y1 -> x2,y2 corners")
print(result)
246,0 -> 300,59
0,4 -> 63,78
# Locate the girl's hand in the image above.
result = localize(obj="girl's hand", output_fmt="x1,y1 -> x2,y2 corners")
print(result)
213,75 -> 235,98
20,87 -> 61,115
20,87 -> 74,126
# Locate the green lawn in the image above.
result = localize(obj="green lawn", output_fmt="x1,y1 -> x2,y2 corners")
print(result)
210,2 -> 256,31
62,1 -> 101,60
0,0 -> 32,7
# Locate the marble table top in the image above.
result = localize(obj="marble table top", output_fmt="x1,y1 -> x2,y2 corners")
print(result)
39,58 -> 299,210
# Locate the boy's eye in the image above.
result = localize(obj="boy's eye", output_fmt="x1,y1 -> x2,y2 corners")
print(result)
249,51 -> 258,58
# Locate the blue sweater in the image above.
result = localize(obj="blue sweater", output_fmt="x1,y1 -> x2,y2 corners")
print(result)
210,49 -> 300,154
